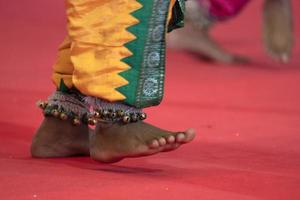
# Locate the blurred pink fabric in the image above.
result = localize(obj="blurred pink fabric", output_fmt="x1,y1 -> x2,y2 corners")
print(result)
198,0 -> 251,20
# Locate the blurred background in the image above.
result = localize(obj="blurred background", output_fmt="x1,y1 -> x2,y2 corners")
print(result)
0,0 -> 299,200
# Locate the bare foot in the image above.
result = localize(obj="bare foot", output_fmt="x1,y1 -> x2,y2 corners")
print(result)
89,121 -> 196,163
167,0 -> 249,64
263,0 -> 293,63
167,23 -> 249,64
31,117 -> 90,158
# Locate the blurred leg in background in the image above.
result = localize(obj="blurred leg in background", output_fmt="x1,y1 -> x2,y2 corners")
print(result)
168,0 -> 293,64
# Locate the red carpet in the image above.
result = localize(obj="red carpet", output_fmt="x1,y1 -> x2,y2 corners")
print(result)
0,0 -> 300,199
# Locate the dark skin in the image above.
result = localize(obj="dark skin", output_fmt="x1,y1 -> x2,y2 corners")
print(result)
31,117 -> 196,163
31,117 -> 90,157
90,121 -> 195,163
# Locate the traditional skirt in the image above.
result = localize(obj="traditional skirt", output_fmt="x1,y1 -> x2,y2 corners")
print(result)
52,0 -> 185,108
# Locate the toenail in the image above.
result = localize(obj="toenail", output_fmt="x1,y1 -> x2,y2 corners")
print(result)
176,133 -> 185,142
167,136 -> 175,143
150,140 -> 159,148
159,138 -> 166,146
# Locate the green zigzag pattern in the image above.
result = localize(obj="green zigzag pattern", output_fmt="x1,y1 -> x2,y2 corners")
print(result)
58,79 -> 70,93
116,0 -> 154,107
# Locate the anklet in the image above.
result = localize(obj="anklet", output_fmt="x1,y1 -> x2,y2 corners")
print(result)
85,97 -> 147,124
37,91 -> 89,126
38,93 -> 148,125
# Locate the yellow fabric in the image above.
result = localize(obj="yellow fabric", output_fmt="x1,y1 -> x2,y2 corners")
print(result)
68,0 -> 141,101
168,0 -> 176,24
52,36 -> 74,89
52,0 -> 176,101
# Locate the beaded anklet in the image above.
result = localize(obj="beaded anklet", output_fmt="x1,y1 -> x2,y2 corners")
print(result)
38,91 -> 89,126
85,97 -> 147,124
38,92 -> 147,126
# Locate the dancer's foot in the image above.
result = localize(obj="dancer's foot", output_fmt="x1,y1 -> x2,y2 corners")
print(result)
167,23 -> 249,64
263,0 -> 293,63
31,117 -> 90,158
89,121 -> 196,163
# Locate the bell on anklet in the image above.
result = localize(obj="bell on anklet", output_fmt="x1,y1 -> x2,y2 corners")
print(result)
110,111 -> 117,119
37,91 -> 90,126
73,117 -> 81,126
88,118 -> 97,126
102,110 -> 109,117
60,113 -> 68,120
123,115 -> 131,123
117,110 -> 124,117
51,109 -> 60,117
139,113 -> 147,120
93,111 -> 101,118
131,113 -> 138,122
38,101 -> 48,109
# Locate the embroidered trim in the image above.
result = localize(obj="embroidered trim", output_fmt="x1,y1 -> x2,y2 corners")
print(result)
117,0 -> 171,108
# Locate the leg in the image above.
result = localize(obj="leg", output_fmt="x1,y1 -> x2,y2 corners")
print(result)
65,0 -> 195,163
263,0 -> 293,63
31,117 -> 89,157
32,0 -> 196,162
167,21 -> 249,63
31,37 -> 90,158
167,0 -> 249,63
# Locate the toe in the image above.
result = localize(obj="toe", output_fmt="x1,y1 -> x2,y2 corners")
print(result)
183,128 -> 196,143
167,135 -> 175,144
176,133 -> 185,142
162,143 -> 181,152
149,139 -> 160,149
176,128 -> 196,144
158,137 -> 167,146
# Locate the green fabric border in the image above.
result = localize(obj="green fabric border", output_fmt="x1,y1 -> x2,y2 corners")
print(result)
58,79 -> 70,93
57,79 -> 83,97
116,0 -> 154,106
117,0 -> 182,108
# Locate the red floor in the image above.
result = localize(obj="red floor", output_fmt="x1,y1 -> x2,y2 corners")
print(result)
1,1 -> 300,200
